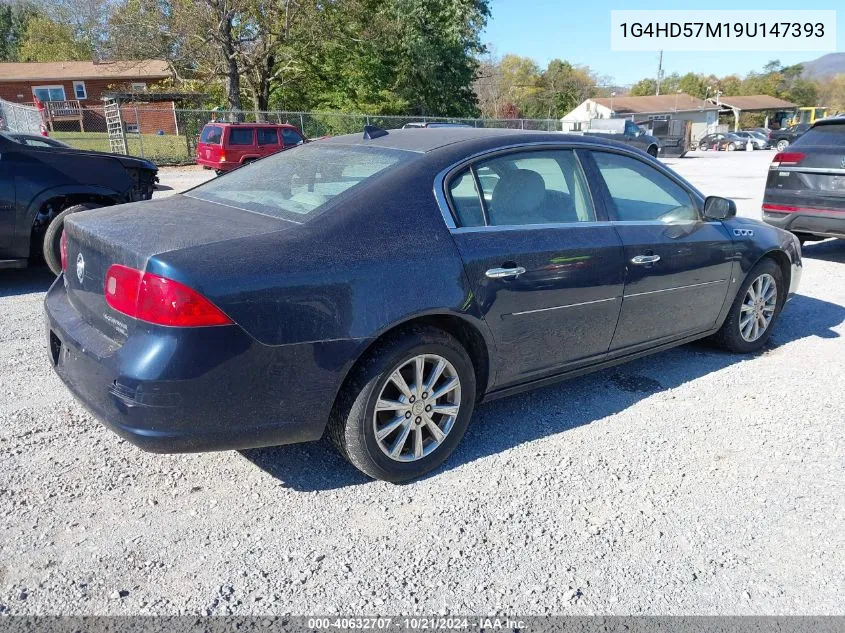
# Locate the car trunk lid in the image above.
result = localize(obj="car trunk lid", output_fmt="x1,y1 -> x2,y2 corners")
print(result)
62,195 -> 291,341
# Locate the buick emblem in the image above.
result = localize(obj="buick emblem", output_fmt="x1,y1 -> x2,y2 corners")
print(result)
76,252 -> 85,284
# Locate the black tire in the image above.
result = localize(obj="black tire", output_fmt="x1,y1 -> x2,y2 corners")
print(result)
714,258 -> 784,353
328,326 -> 476,482
699,143 -> 708,151
726,142 -> 736,151
776,139 -> 789,152
43,203 -> 102,275
647,145 -> 658,158
214,169 -> 225,176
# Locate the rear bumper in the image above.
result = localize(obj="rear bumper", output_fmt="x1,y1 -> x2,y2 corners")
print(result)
763,205 -> 845,239
45,278 -> 363,453
196,158 -> 237,172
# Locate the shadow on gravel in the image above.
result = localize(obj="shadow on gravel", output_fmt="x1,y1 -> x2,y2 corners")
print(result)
242,292 -> 845,491
0,266 -> 55,298
801,239 -> 845,263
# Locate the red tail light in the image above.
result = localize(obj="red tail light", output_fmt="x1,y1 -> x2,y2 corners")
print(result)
60,230 -> 68,272
104,264 -> 233,327
771,152 -> 805,167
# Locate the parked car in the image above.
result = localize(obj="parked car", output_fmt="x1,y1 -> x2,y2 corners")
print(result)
762,116 -> 845,243
46,128 -> 801,482
697,132 -> 747,151
196,122 -> 306,174
7,133 -> 72,148
744,127 -> 771,137
403,122 -> 474,128
581,119 -> 661,157
769,123 -> 811,152
0,131 -> 158,274
733,131 -> 770,150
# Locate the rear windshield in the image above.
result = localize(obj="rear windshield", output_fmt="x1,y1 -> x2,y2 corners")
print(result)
200,125 -> 223,145
793,123 -> 845,147
185,143 -> 413,221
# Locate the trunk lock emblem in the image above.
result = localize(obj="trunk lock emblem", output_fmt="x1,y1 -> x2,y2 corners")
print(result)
76,253 -> 85,284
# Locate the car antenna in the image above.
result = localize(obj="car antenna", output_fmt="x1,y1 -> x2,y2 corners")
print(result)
363,125 -> 388,140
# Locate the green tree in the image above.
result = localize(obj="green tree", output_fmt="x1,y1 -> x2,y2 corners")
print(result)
0,2 -> 40,61
678,72 -> 707,99
630,78 -> 657,96
18,14 -> 92,61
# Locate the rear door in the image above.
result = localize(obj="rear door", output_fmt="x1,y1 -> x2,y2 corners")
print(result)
583,149 -> 734,353
226,126 -> 256,163
764,121 -> 845,220
256,127 -> 281,157
444,147 -> 626,387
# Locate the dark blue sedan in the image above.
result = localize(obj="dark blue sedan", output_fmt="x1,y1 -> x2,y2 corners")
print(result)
45,128 -> 802,482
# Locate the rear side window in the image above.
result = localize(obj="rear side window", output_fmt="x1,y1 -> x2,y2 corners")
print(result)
200,125 -> 222,145
282,128 -> 304,146
228,128 -> 255,145
447,149 -> 596,227
257,128 -> 279,144
592,151 -> 697,223
793,124 -> 845,146
186,143 -> 412,221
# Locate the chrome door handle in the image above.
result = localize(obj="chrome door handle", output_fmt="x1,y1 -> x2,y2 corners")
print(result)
485,266 -> 526,279
630,254 -> 661,265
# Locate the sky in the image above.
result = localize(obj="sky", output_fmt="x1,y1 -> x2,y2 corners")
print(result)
482,0 -> 844,86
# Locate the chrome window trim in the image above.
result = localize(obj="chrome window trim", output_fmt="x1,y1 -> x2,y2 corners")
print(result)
433,141 -> 705,232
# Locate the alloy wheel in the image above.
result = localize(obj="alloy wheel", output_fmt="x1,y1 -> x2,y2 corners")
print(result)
739,273 -> 777,342
372,354 -> 461,462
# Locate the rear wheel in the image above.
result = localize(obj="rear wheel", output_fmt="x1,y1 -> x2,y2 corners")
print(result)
698,142 -> 708,151
726,142 -> 736,151
43,203 -> 102,275
714,259 -> 784,353
776,139 -> 789,151
328,327 -> 476,482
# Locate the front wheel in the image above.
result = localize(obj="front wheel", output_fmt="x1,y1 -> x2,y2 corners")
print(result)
43,203 -> 102,275
328,327 -> 476,482
726,143 -> 736,151
698,143 -> 708,151
714,259 -> 784,353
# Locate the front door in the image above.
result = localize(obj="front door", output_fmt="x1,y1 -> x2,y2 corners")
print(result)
0,147 -> 16,250
446,148 -> 626,387
584,149 -> 734,353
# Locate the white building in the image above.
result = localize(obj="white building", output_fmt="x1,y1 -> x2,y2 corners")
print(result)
561,93 -> 721,141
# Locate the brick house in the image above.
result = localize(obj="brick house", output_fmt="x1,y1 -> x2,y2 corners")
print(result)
0,59 -> 178,133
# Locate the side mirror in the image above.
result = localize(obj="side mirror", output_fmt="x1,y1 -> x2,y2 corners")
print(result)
704,196 -> 736,220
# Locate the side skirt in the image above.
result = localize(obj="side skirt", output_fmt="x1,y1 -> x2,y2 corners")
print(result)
482,327 -> 719,402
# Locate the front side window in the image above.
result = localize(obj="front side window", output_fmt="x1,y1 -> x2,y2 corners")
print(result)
257,128 -> 279,145
186,143 -> 412,221
592,151 -> 698,223
228,128 -> 255,146
448,149 -> 596,228
282,128 -> 304,146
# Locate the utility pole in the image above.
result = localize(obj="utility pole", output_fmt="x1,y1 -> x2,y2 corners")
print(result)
656,50 -> 664,96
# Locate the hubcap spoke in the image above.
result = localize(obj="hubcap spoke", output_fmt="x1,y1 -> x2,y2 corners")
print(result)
424,359 -> 446,392
389,370 -> 413,400
413,426 -> 424,458
376,416 -> 406,441
430,376 -> 459,401
431,403 -> 460,417
425,418 -> 446,442
388,422 -> 413,458
414,356 -> 425,395
376,398 -> 407,412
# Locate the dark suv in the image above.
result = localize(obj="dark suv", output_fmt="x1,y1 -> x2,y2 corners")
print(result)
0,131 -> 158,274
769,124 -> 811,151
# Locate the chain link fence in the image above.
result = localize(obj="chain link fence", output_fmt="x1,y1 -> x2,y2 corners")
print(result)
40,107 -> 563,165
0,98 -> 43,135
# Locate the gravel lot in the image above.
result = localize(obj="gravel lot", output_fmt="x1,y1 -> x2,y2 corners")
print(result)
1,149 -> 843,616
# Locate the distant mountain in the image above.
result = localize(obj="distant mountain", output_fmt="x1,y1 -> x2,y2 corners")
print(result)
799,53 -> 845,79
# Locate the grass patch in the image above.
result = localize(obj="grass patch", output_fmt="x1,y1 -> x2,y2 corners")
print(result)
51,131 -> 194,166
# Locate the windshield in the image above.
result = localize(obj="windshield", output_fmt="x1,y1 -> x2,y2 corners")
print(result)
186,142 -> 413,221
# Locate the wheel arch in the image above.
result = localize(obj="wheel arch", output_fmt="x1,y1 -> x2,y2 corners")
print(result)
332,312 -> 494,416
27,187 -> 122,254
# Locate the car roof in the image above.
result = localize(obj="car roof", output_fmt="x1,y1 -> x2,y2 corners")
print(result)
204,122 -> 298,128
318,127 -> 628,154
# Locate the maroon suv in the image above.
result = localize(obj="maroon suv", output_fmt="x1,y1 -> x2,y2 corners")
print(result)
196,122 -> 305,174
